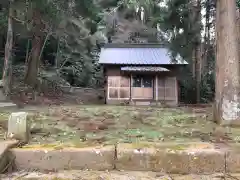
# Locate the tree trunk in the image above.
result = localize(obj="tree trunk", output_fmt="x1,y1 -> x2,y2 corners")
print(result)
196,43 -> 202,103
214,0 -> 240,125
202,0 -> 211,75
2,1 -> 14,97
213,0 -> 222,123
192,0 -> 202,103
237,9 -> 240,63
24,10 -> 43,86
192,49 -> 196,79
24,35 -> 42,86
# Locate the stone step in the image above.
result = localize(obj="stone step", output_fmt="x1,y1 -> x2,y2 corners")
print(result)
0,103 -> 17,111
6,142 -> 239,174
2,141 -> 240,176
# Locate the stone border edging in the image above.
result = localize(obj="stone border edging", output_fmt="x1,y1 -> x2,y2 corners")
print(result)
116,143 -> 225,174
8,142 -> 240,174
11,146 -> 115,171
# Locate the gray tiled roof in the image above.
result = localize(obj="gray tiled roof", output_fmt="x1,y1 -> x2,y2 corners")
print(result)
99,44 -> 188,65
121,66 -> 169,72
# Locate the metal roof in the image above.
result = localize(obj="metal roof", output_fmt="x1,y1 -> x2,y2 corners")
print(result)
121,66 -> 169,72
99,43 -> 188,65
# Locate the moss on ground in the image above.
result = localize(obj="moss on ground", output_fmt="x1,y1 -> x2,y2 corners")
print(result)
2,105 -> 240,146
21,142 -> 102,149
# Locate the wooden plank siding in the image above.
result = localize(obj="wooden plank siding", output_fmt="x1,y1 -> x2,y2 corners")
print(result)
131,87 -> 153,99
158,76 -> 178,105
105,65 -> 178,106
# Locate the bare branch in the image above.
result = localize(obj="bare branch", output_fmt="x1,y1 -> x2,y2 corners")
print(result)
10,16 -> 25,24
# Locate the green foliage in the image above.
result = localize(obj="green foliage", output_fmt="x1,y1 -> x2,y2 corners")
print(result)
0,8 -> 7,29
0,58 -> 3,78
0,0 -> 108,89
0,0 -> 217,102
179,69 -> 215,104
237,0 -> 240,8
157,0 -> 200,61
156,0 -> 215,103
75,0 -> 100,20
47,0 -> 106,87
200,73 -> 214,103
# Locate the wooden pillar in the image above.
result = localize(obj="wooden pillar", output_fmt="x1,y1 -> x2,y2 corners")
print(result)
104,67 -> 107,104
175,77 -> 178,106
155,75 -> 158,101
130,74 -> 132,101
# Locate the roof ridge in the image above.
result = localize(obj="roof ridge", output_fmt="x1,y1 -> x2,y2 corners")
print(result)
103,43 -> 166,48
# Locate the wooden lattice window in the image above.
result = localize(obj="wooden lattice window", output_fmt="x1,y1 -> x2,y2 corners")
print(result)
108,76 -> 130,99
132,75 -> 153,88
158,77 -> 176,100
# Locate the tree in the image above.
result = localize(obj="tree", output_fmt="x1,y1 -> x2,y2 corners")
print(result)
23,0 -> 65,86
156,0 -> 202,103
214,0 -> 240,125
191,0 -> 202,103
10,0 -> 101,87
2,0 -> 14,96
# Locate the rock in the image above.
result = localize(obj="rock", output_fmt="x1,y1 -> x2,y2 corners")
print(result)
0,89 -> 6,102
0,140 -> 19,173
7,112 -> 30,143
0,121 -> 7,130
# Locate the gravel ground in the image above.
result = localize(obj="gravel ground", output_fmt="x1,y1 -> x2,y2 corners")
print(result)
0,170 -> 234,180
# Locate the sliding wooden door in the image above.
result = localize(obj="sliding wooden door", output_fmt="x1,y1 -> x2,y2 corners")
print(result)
132,75 -> 154,99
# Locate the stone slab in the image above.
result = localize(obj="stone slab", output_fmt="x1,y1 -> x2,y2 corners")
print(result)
0,103 -> 16,111
7,112 -> 29,143
116,143 -> 225,174
11,145 -> 115,171
135,101 -> 151,106
187,149 -> 225,174
0,102 -> 16,107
